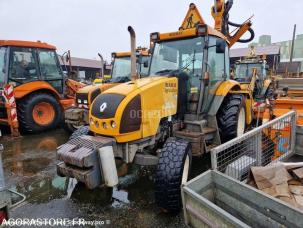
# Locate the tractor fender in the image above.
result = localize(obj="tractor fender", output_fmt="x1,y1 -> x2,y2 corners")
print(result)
208,80 -> 241,116
13,81 -> 61,100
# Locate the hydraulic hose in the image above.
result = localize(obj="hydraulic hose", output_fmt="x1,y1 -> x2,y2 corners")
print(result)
228,20 -> 255,43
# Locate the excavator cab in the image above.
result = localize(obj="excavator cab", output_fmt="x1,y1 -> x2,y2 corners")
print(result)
0,41 -> 64,94
0,40 -> 83,136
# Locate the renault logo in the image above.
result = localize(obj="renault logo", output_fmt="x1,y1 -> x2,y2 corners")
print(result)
100,102 -> 107,112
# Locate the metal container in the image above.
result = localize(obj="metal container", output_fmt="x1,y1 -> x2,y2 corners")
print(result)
182,170 -> 303,228
295,125 -> 303,156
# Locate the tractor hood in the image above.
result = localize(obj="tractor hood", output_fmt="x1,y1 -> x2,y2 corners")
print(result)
101,77 -> 167,96
89,76 -> 178,143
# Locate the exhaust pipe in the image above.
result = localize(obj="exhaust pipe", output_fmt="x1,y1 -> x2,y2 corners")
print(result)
128,26 -> 138,80
98,53 -> 104,79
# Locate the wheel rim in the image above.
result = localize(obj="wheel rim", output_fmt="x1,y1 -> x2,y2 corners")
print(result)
181,155 -> 190,185
237,107 -> 246,137
32,102 -> 55,126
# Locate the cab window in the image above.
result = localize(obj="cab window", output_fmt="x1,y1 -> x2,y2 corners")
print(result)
9,47 -> 39,83
0,47 -> 7,86
38,49 -> 63,79
207,37 -> 228,83
139,56 -> 150,77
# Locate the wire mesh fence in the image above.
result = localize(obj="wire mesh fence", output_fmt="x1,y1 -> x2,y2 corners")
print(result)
211,111 -> 297,181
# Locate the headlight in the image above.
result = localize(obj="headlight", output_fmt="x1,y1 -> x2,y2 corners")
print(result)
90,118 -> 94,125
84,100 -> 88,104
102,122 -> 108,129
77,99 -> 82,104
111,121 -> 116,128
95,120 -> 99,128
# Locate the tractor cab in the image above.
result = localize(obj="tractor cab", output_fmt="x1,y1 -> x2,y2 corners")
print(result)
64,49 -> 150,132
109,49 -> 150,83
234,60 -> 266,83
233,52 -> 271,100
149,25 -> 230,114
0,40 -> 64,94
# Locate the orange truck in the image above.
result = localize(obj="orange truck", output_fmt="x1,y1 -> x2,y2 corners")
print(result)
0,40 -> 84,136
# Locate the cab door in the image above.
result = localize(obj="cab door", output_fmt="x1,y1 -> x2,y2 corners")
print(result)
8,46 -> 40,85
201,37 -> 229,113
37,49 -> 64,94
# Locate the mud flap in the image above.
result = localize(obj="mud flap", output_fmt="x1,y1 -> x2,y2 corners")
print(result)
57,135 -> 116,189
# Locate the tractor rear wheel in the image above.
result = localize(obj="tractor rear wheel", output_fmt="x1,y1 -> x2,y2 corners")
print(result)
217,94 -> 246,143
17,93 -> 61,133
155,137 -> 192,213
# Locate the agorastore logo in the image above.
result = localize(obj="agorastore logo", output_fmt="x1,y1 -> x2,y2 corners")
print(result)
2,218 -> 110,226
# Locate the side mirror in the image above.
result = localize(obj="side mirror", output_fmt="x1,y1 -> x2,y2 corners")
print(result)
143,60 -> 149,68
216,39 -> 226,54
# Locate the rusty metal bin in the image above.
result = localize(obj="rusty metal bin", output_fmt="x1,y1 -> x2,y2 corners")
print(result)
182,170 -> 303,228
295,125 -> 303,156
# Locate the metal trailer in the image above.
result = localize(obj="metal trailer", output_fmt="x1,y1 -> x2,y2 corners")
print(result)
182,111 -> 303,227
0,144 -> 26,224
182,170 -> 303,228
0,144 -> 11,223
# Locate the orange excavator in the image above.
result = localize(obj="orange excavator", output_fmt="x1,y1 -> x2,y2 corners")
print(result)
0,40 -> 85,136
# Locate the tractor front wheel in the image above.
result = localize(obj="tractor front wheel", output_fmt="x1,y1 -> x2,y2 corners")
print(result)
217,94 -> 246,143
17,93 -> 61,133
155,137 -> 192,213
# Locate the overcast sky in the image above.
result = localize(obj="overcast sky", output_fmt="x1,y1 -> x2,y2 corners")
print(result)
0,0 -> 302,61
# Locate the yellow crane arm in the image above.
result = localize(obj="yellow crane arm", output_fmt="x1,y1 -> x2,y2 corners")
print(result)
211,0 -> 254,47
228,21 -> 252,47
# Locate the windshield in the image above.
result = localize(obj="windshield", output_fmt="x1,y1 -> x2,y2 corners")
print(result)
110,56 -> 131,83
235,63 -> 263,82
149,37 -> 204,91
0,47 -> 7,86
149,37 -> 204,76
149,37 -> 205,113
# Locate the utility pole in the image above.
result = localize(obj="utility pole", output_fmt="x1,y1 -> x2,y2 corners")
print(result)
290,24 -> 296,63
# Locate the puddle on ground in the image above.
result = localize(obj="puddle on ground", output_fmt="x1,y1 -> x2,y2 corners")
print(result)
0,128 -> 209,227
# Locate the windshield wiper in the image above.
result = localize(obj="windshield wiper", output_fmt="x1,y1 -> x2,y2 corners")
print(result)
154,69 -> 177,76
109,76 -> 130,83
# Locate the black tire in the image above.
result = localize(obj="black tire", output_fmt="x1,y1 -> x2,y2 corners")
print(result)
264,83 -> 274,100
17,93 -> 61,133
217,94 -> 246,143
69,125 -> 90,140
155,137 -> 192,213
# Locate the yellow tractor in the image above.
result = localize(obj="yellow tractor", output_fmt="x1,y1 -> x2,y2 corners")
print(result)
233,46 -> 273,103
64,48 -> 150,132
57,1 -> 255,213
